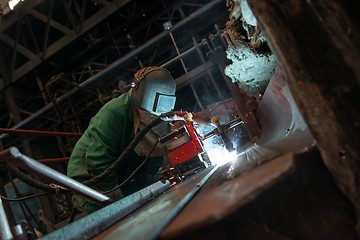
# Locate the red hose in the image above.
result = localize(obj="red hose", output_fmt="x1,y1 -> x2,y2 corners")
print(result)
37,157 -> 69,163
0,128 -> 82,137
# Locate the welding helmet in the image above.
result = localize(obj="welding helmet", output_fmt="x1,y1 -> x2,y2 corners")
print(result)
131,66 -> 176,115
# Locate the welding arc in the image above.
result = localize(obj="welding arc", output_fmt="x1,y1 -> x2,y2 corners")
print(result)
82,111 -> 186,187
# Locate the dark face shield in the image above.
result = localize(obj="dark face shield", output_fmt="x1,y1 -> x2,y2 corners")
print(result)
131,67 -> 177,115
153,93 -> 177,114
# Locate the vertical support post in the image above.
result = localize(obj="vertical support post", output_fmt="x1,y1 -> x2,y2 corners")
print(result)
0,198 -> 13,240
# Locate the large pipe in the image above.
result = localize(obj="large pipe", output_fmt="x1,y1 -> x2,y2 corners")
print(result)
0,0 -> 224,140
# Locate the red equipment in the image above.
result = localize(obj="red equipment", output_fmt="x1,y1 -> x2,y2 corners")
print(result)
160,113 -> 208,180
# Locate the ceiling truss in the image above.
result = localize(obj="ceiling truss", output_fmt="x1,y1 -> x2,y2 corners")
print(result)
0,0 -> 229,153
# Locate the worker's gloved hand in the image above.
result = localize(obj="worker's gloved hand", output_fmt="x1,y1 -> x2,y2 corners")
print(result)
160,110 -> 211,125
160,112 -> 186,122
170,120 -> 185,131
192,112 -> 211,125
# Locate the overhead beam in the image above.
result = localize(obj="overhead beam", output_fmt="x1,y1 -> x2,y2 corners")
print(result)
29,9 -> 72,35
0,0 -> 224,139
0,0 -> 131,85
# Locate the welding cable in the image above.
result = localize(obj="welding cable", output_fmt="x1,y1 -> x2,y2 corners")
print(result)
7,170 -> 44,238
0,192 -> 53,202
100,140 -> 160,194
82,111 -> 185,187
5,162 -> 55,192
11,182 -> 42,237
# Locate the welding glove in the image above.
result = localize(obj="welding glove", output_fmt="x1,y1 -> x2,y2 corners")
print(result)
192,112 -> 211,125
160,111 -> 211,125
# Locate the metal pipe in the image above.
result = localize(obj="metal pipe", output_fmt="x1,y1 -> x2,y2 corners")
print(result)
0,128 -> 82,137
162,37 -> 205,110
0,0 -> 224,140
161,45 -> 197,68
41,180 -> 171,240
38,157 -> 69,163
0,198 -> 13,240
0,147 -> 111,205
168,31 -> 187,73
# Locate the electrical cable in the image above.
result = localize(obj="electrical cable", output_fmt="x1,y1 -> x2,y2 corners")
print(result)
5,162 -> 55,192
82,111 -> 184,187
68,113 -> 173,223
0,192 -> 53,202
100,140 -> 159,194
8,172 -> 39,238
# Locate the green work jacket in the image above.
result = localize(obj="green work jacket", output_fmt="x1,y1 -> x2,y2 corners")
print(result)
67,92 -> 135,192
67,92 -> 164,213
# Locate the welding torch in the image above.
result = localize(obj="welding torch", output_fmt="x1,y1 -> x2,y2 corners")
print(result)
201,116 -> 243,152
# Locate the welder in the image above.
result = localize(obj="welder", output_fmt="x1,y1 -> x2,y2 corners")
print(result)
67,66 -> 179,214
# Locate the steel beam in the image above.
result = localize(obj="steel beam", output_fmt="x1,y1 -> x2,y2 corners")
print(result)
42,180 -> 171,240
0,0 -> 131,84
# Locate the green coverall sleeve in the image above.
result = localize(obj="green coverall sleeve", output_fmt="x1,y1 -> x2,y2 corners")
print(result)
85,106 -> 130,191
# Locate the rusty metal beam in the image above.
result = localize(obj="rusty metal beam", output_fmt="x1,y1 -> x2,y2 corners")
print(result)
161,153 -> 295,238
42,180 -> 171,240
93,167 -> 216,240
247,0 -> 360,234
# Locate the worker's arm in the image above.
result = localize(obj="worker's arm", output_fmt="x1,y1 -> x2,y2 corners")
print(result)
161,110 -> 211,128
192,112 -> 211,125
85,107 -> 132,192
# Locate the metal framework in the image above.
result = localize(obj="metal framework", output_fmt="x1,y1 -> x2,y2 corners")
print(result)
0,0 -> 230,153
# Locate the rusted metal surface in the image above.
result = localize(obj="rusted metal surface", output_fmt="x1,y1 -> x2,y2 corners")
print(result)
248,0 -> 360,234
94,167 -> 217,240
163,148 -> 358,240
42,180 -> 171,240
161,152 -> 295,239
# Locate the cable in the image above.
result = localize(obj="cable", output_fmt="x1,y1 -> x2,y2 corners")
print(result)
5,162 -> 55,192
0,192 -> 54,202
7,171 -> 37,238
101,140 -> 159,194
83,111 -> 183,187
8,174 -> 43,238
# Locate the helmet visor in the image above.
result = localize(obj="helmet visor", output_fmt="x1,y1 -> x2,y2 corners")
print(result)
153,93 -> 176,114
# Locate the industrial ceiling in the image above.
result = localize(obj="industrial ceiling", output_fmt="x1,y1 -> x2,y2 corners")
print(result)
0,0 -> 231,154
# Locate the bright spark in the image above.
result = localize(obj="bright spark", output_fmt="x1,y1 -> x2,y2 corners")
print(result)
8,0 -> 22,10
203,141 -> 238,166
